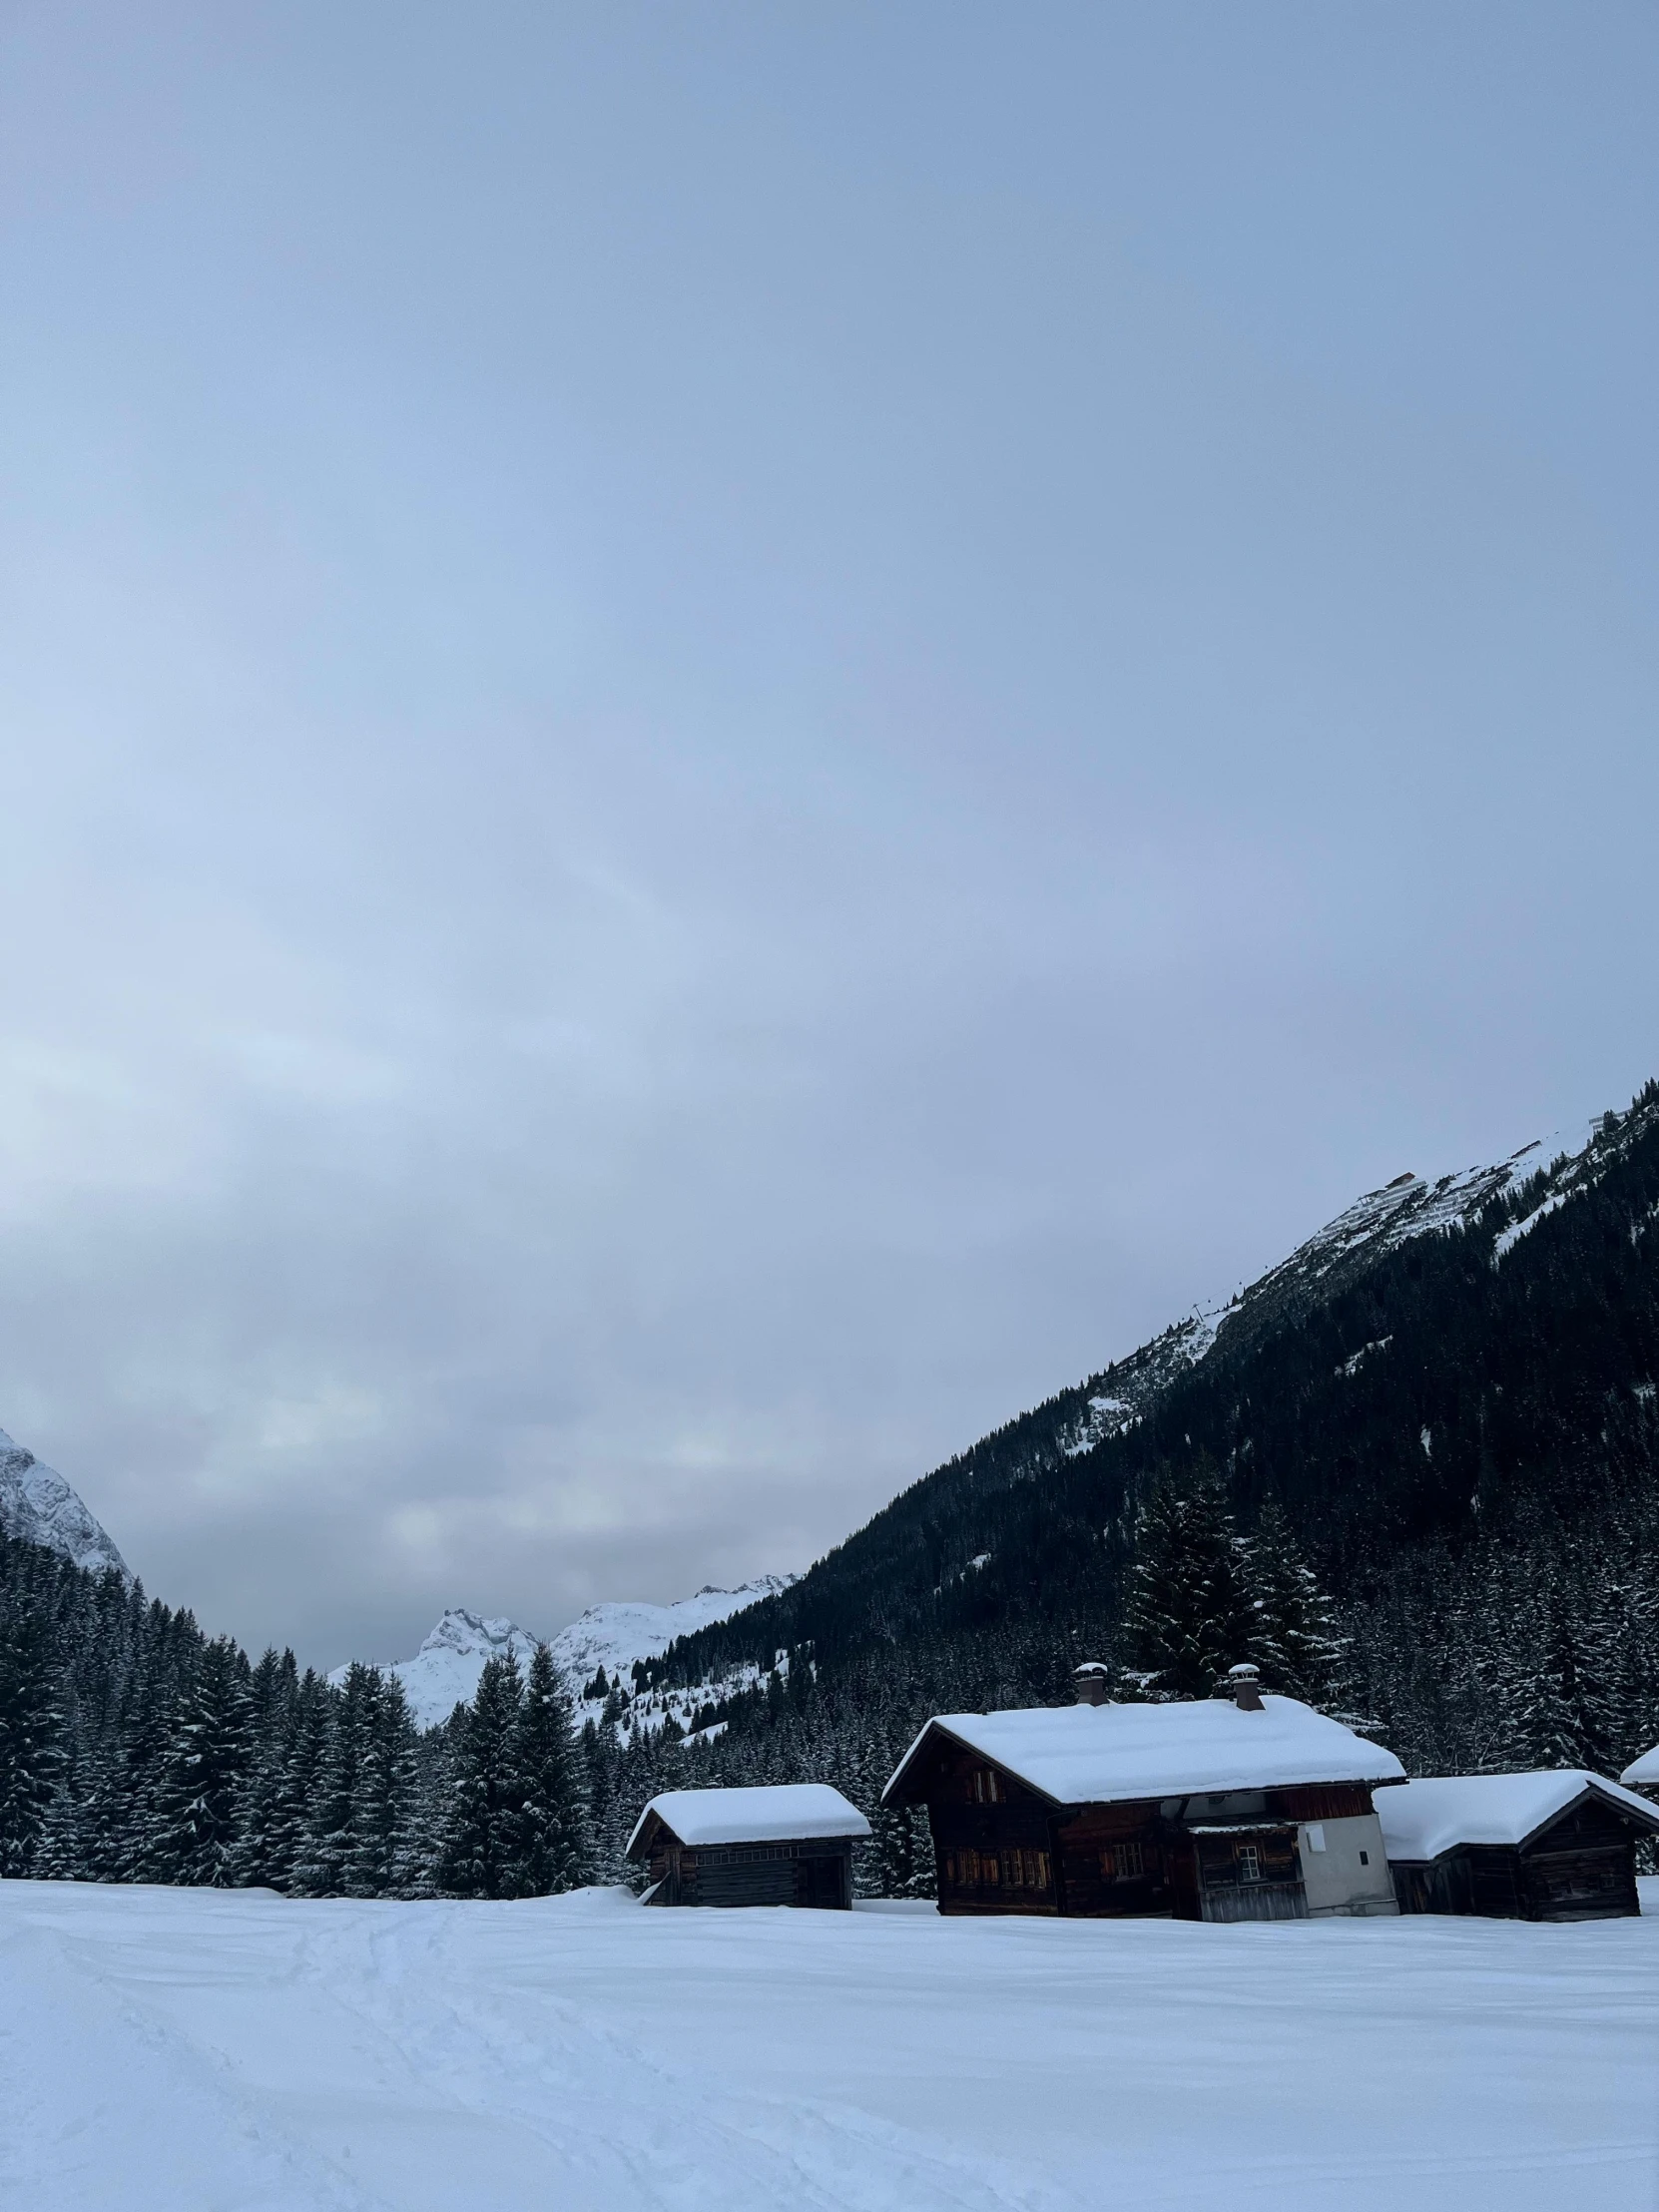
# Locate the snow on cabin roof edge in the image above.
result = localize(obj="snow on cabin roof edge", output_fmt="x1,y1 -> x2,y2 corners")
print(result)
626,1783 -> 873,1857
1376,1771 -> 1659,1862
883,1695 -> 1404,1808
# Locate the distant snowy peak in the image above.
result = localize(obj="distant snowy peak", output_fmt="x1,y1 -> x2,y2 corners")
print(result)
549,1576 -> 798,1690
337,1576 -> 799,1734
329,1606 -> 541,1731
0,1428 -> 128,1580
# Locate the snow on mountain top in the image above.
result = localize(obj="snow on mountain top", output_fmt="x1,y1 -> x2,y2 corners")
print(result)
549,1576 -> 797,1690
336,1576 -> 799,1733
628,1783 -> 871,1854
1377,1772 -> 1659,1862
887,1696 -> 1404,1809
0,1427 -> 128,1579
328,1607 -> 541,1730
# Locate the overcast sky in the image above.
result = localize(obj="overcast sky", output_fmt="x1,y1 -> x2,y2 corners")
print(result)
2,4 -> 1656,1669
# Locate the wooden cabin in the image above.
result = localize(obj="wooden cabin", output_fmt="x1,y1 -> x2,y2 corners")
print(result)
627,1784 -> 871,1909
1377,1772 -> 1659,1921
882,1663 -> 1404,1924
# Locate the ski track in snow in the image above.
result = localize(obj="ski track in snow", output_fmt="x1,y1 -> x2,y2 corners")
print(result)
4,1881 -> 1659,2211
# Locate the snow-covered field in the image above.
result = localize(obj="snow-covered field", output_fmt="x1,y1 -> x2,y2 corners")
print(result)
4,1879 -> 1657,2212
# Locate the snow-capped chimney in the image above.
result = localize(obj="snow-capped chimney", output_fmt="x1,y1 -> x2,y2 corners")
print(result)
1072,1662 -> 1110,1707
1227,1663 -> 1264,1712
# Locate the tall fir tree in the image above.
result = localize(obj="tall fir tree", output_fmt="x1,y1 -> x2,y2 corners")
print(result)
1244,1501 -> 1349,1706
1120,1461 -> 1257,1700
144,1636 -> 254,1886
515,1642 -> 592,1896
436,1652 -> 527,1899
0,1596 -> 64,1876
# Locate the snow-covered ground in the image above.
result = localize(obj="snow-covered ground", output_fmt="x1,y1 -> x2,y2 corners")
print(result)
4,1879 -> 1656,2212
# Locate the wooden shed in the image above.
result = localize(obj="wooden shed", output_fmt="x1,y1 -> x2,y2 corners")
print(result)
1377,1771 -> 1659,1921
882,1663 -> 1404,1924
627,1784 -> 871,1910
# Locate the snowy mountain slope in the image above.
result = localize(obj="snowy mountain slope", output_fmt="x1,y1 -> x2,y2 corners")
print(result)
648,1083 -> 1659,1705
1195,1114 -> 1643,1368
551,1577 -> 796,1687
0,1426 -> 128,1578
335,1577 -> 798,1733
327,1607 -> 542,1730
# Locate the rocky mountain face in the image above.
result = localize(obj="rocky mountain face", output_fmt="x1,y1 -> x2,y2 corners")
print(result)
0,1429 -> 127,1580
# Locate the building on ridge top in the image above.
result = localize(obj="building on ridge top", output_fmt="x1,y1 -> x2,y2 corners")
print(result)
881,1663 -> 1403,1923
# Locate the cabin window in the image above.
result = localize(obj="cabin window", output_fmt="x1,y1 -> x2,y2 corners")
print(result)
1236,1843 -> 1262,1884
1100,1840 -> 1145,1882
958,1848 -> 979,1884
971,1767 -> 1003,1804
1002,1848 -> 1052,1890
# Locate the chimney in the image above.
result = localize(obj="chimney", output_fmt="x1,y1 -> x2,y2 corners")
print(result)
1072,1662 -> 1110,1707
1226,1663 -> 1264,1712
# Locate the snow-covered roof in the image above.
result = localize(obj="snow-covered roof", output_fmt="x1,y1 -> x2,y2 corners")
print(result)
883,1695 -> 1404,1809
627,1784 -> 872,1857
1376,1772 -> 1659,1863
1619,1742 -> 1659,1790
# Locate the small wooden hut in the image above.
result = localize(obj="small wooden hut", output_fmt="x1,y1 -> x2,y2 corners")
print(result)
627,1784 -> 870,1909
1377,1772 -> 1659,1921
881,1664 -> 1404,1923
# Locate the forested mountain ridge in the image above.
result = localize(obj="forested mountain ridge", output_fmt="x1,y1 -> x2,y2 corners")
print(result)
644,1086 -> 1659,1787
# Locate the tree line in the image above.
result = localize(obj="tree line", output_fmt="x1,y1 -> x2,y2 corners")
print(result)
0,1527 -> 590,1896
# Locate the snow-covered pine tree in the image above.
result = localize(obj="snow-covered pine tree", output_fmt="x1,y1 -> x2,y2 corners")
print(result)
0,1596 -> 65,1876
228,1648 -> 299,1889
260,1669 -> 329,1894
1512,1579 -> 1611,1773
515,1641 -> 592,1896
143,1635 -> 254,1886
294,1665 -> 373,1897
1120,1460 -> 1256,1700
1244,1500 -> 1349,1706
344,1671 -> 419,1898
436,1651 -> 527,1899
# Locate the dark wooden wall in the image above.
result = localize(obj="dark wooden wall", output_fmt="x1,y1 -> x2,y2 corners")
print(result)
1391,1796 -> 1645,1922
644,1833 -> 854,1909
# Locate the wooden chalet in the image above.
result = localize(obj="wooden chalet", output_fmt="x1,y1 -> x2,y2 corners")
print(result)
627,1784 -> 870,1910
882,1663 -> 1404,1924
1377,1771 -> 1659,1921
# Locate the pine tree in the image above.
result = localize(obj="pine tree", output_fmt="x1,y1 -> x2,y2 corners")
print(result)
436,1652 -> 527,1899
0,1596 -> 65,1876
1245,1501 -> 1349,1706
144,1636 -> 254,1886
1120,1461 -> 1257,1700
345,1672 -> 419,1899
515,1643 -> 592,1896
1514,1581 -> 1611,1772
228,1650 -> 300,1889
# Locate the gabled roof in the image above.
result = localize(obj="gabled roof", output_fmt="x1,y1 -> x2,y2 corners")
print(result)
626,1784 -> 871,1859
1376,1771 -> 1659,1863
1620,1741 -> 1659,1790
882,1695 -> 1404,1810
